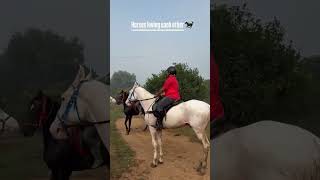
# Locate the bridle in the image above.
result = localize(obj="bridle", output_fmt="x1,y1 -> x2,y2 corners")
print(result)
127,85 -> 158,113
128,85 -> 157,103
57,80 -> 110,136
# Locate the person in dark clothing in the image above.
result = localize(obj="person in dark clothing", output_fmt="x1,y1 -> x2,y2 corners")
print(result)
153,66 -> 181,130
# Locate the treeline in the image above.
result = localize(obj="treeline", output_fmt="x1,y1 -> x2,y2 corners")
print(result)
0,28 -> 98,129
213,4 -> 320,134
111,63 -> 210,103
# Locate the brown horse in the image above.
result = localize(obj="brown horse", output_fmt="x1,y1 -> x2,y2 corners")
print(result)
115,90 -> 147,135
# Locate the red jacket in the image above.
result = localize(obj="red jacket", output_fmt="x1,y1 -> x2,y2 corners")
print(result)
163,75 -> 181,100
211,52 -> 224,121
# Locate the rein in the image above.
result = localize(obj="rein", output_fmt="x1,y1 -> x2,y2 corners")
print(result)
128,86 -> 157,102
63,120 -> 110,128
130,96 -> 157,102
127,86 -> 157,114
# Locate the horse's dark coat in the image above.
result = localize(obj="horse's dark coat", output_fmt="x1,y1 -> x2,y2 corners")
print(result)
28,92 -> 109,180
115,90 -> 147,135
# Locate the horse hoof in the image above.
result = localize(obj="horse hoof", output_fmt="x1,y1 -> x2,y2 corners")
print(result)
197,168 -> 206,176
158,161 -> 164,164
150,163 -> 157,168
194,162 -> 203,172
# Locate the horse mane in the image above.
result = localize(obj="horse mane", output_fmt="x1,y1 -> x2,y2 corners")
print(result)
136,86 -> 155,99
122,91 -> 129,102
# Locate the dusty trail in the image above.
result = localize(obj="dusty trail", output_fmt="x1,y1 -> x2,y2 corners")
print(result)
115,117 -> 210,180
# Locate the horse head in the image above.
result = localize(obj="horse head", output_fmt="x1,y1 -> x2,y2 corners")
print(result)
115,90 -> 128,105
49,65 -> 90,139
125,83 -> 140,106
26,91 -> 59,137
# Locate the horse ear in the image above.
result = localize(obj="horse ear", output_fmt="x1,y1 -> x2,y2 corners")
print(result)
85,68 -> 92,80
73,65 -> 86,86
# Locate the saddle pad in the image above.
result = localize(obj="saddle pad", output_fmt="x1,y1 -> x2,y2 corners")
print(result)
152,99 -> 183,112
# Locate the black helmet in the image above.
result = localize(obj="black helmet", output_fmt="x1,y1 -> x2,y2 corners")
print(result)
167,66 -> 176,75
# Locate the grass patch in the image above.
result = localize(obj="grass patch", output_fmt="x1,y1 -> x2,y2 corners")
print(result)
110,104 -> 135,179
0,134 -> 48,180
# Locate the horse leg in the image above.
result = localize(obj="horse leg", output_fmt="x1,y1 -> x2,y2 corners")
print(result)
193,130 -> 210,175
143,124 -> 148,131
149,127 -> 159,168
128,115 -> 132,134
50,169 -> 72,180
157,130 -> 164,164
124,116 -> 129,135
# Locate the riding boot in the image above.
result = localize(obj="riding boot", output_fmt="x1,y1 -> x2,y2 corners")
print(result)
156,116 -> 163,131
151,111 -> 163,130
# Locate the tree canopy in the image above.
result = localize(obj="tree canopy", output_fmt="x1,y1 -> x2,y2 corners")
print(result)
144,63 -> 209,102
0,28 -> 86,127
212,4 -> 310,125
111,71 -> 136,96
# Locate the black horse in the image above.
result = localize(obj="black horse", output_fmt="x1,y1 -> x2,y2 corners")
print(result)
115,90 -> 147,135
26,91 -> 109,180
185,21 -> 194,28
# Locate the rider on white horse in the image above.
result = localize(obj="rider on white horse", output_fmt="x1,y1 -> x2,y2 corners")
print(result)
153,66 -> 181,130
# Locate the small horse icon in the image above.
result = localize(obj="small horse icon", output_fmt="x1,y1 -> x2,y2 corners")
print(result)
185,21 -> 194,28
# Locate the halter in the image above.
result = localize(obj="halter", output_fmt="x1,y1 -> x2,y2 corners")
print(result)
57,80 -> 110,136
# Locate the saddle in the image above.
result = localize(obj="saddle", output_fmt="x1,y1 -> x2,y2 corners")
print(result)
151,96 -> 183,119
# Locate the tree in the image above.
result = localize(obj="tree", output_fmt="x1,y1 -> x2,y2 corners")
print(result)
212,4 -> 309,125
0,28 -> 85,128
111,71 -> 136,96
144,63 -> 209,102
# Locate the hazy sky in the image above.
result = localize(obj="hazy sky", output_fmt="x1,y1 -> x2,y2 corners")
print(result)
0,0 -> 109,75
111,0 -> 210,84
213,0 -> 320,57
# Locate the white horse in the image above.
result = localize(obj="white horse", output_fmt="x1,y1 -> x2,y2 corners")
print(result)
125,82 -> 210,174
49,65 -> 109,154
212,121 -> 320,180
110,96 -> 116,104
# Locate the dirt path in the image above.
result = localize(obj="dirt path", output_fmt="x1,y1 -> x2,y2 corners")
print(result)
115,117 -> 210,180
31,168 -> 108,180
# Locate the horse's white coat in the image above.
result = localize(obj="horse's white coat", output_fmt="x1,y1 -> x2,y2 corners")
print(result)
126,82 -> 210,173
49,66 -> 109,152
110,96 -> 116,104
212,121 -> 320,180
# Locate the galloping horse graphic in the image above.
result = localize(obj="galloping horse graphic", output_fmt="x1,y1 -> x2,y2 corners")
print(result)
185,21 -> 194,28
